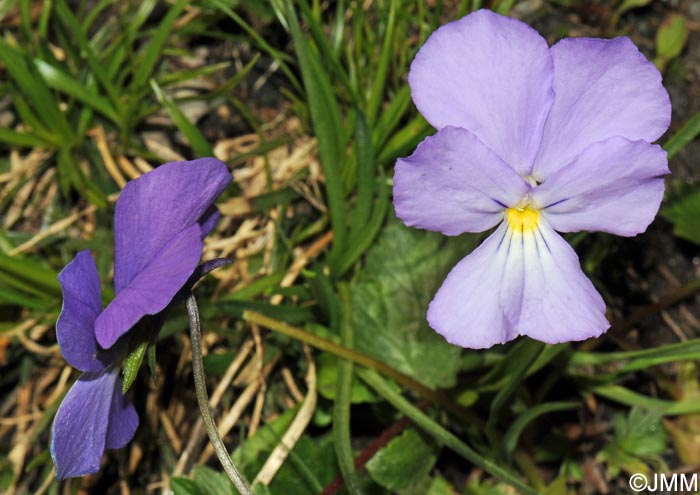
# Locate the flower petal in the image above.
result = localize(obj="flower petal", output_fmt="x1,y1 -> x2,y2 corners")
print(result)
427,220 -> 609,348
51,367 -> 120,479
427,223 -> 521,348
198,205 -> 221,239
113,158 -> 231,293
95,224 -> 203,348
533,137 -> 668,236
518,222 -> 609,343
105,378 -> 138,450
408,9 -> 554,174
394,127 -> 530,235
534,37 -> 671,179
56,251 -> 109,372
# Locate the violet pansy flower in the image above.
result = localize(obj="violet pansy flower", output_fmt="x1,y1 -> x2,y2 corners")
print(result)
51,158 -> 231,479
393,10 -> 671,348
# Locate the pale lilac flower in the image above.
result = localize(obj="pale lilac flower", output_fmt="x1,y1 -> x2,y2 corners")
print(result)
51,158 -> 231,479
393,10 -> 671,348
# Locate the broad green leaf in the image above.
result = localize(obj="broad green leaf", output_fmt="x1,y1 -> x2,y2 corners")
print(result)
351,217 -> 478,388
267,435 -> 337,495
654,14 -> 689,71
317,354 -> 377,403
614,407 -> 667,457
366,428 -> 439,491
170,478 -> 205,495
660,190 -> 700,244
598,407 -> 668,478
192,465 -> 237,495
427,474 -> 458,495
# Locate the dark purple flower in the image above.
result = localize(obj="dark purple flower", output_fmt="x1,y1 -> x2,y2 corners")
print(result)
51,158 -> 231,479
393,10 -> 671,348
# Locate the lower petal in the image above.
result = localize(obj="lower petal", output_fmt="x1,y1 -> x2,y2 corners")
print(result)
51,368 -> 118,479
427,223 -> 521,348
105,373 -> 139,449
427,219 -> 609,348
518,222 -> 609,343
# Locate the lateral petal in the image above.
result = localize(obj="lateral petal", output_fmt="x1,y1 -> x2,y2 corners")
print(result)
56,251 -> 108,372
534,37 -> 670,179
533,137 -> 668,236
394,127 -> 530,236
408,9 -> 554,174
95,224 -> 203,348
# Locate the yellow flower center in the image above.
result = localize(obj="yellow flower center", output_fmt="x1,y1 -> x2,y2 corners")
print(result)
506,206 -> 540,233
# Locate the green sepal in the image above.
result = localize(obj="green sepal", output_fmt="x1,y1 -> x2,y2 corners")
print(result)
122,340 -> 148,394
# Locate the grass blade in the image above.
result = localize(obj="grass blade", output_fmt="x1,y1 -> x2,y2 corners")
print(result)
282,0 -> 348,273
332,284 -> 363,494
33,59 -> 120,123
150,79 -> 213,157
129,0 -> 188,91
664,112 -> 700,159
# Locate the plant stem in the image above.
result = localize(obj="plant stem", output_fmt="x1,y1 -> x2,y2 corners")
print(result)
186,293 -> 252,495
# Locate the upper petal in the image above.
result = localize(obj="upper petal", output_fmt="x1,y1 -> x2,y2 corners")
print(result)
51,367 -> 119,479
114,158 -> 231,293
533,137 -> 668,236
533,37 -> 671,179
409,9 -> 554,174
95,224 -> 203,348
518,221 -> 609,343
394,127 -> 530,236
56,251 -> 108,372
427,223 -> 521,348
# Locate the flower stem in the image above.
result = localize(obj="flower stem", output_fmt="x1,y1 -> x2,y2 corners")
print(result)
186,292 -> 252,495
